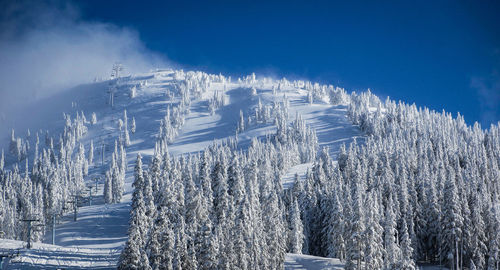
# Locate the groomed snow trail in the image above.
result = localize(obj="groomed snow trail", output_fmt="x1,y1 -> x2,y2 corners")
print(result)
282,90 -> 365,188
0,239 -> 120,269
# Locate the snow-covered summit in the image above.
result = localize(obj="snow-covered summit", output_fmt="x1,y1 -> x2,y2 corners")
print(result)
0,68 -> 363,269
3,66 -> 493,270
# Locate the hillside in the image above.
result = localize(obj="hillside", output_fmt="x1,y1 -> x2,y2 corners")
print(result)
0,69 -> 363,269
1,68 -> 498,270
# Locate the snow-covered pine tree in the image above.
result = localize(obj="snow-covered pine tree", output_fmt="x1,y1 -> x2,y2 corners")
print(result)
78,143 -> 88,176
118,143 -> 126,199
288,197 -> 304,254
124,109 -> 130,147
147,203 -> 174,269
0,149 -> 4,172
198,150 -> 213,205
238,110 -> 245,132
211,158 -> 229,225
384,197 -> 401,269
124,127 -> 131,147
469,189 -> 488,268
197,220 -> 218,270
486,201 -> 499,270
441,169 -> 463,268
148,153 -> 162,203
325,186 -> 346,260
91,112 -> 97,125
118,155 -> 150,269
131,117 -> 136,134
89,140 -> 94,166
399,219 -> 416,269
470,260 -> 477,270
130,85 -> 137,98
184,171 -> 202,228
363,191 -> 384,269
104,170 -> 113,204
111,155 -> 120,203
345,180 -> 366,270
9,129 -> 16,155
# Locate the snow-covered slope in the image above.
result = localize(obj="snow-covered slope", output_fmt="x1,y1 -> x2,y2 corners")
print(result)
0,239 -> 120,269
0,69 -> 363,269
285,253 -> 345,269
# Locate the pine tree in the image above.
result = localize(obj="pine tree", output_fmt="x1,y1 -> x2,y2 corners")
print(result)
238,110 -> 245,132
233,196 -> 251,270
345,181 -> 365,270
148,153 -> 161,203
9,129 -> 16,155
262,189 -> 286,269
227,157 -> 245,205
425,177 -> 441,261
184,172 -> 202,235
124,127 -> 131,147
174,216 -> 193,270
363,192 -> 384,269
441,170 -> 463,268
131,117 -> 136,134
384,198 -> 401,269
147,203 -> 173,270
79,143 -> 88,176
104,170 -> 113,204
211,159 -> 228,224
469,189 -> 487,268
198,220 -> 218,270
142,171 -> 155,222
326,188 -> 346,260
470,259 -> 477,270
399,219 -> 416,269
288,197 -> 304,254
111,155 -> 121,203
123,110 -> 128,130
486,201 -> 499,270
130,85 -> 137,98
119,143 -> 127,180
0,149 -> 4,172
118,155 -> 151,269
91,112 -> 97,125
199,151 -> 213,205
89,140 -> 94,166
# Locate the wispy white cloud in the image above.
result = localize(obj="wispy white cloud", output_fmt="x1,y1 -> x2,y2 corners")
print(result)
470,65 -> 500,126
0,0 -> 169,111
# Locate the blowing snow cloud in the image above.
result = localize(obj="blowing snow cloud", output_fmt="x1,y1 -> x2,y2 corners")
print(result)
0,1 -> 167,112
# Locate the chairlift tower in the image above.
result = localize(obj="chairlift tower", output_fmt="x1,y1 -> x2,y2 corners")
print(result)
20,218 -> 41,249
67,193 -> 83,221
51,214 -> 57,245
87,182 -> 100,207
87,185 -> 93,206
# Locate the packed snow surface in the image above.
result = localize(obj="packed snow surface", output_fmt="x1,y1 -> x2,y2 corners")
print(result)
285,253 -> 345,269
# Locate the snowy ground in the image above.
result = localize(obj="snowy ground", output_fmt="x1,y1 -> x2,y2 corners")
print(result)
0,70 -> 367,269
285,253 -> 345,269
0,239 -> 120,269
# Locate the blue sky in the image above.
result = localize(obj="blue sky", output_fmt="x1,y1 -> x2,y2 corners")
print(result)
2,0 -> 500,126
